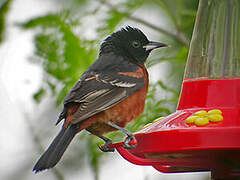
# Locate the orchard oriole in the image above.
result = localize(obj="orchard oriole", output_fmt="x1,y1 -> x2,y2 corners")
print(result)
33,26 -> 167,173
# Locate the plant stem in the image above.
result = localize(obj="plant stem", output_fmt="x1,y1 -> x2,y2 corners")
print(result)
128,15 -> 189,46
99,0 -> 189,45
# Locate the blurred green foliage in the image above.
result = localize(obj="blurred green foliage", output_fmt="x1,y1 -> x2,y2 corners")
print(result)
0,0 -> 12,44
21,13 -> 96,104
19,0 -> 198,179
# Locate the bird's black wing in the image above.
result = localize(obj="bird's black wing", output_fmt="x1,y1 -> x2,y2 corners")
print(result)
57,70 -> 145,125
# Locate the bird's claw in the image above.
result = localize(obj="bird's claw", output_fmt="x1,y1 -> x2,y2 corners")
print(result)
123,135 -> 137,149
98,142 -> 115,152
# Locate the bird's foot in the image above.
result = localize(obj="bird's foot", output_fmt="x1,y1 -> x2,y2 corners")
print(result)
98,140 -> 115,152
123,135 -> 137,149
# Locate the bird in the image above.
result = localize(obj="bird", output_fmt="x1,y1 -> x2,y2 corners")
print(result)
33,26 -> 167,173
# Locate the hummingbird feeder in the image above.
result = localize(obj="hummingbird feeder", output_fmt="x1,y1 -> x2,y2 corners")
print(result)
110,0 -> 240,179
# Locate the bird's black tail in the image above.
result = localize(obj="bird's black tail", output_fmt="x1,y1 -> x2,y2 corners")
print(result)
33,125 -> 78,173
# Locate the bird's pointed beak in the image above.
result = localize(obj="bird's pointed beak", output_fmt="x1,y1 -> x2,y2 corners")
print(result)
143,41 -> 168,51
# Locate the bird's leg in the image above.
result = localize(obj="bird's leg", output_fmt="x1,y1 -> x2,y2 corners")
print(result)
107,122 -> 137,149
97,135 -> 115,152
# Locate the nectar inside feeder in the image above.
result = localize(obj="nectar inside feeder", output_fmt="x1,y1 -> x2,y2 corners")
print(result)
110,0 -> 240,179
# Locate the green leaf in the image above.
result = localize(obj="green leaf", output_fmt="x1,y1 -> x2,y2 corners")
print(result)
0,0 -> 12,43
33,87 -> 46,103
97,0 -> 146,35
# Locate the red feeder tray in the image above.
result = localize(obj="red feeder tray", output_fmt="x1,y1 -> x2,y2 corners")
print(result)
110,78 -> 240,179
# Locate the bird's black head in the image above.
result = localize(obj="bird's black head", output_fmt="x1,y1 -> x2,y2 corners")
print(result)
100,26 -> 167,64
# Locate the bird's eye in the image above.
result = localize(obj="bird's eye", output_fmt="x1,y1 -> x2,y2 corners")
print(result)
132,41 -> 140,48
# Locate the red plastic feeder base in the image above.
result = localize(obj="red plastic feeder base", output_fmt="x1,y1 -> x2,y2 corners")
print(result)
113,78 -> 240,179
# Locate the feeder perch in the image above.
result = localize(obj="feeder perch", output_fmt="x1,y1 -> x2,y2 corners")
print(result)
110,0 -> 240,179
